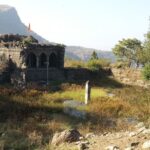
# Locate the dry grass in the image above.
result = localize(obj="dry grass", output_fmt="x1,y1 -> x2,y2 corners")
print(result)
0,83 -> 149,149
113,86 -> 150,121
88,97 -> 135,118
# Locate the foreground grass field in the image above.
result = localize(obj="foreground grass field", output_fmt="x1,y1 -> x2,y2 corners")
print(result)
0,80 -> 150,149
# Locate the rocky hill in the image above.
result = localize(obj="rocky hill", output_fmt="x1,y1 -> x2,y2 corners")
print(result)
0,5 -> 48,43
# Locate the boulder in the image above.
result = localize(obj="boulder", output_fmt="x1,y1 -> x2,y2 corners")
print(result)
78,142 -> 89,150
135,122 -> 145,129
51,129 -> 81,146
105,145 -> 120,150
142,140 -> 150,149
142,129 -> 150,134
125,142 -> 140,150
129,132 -> 136,137
85,133 -> 95,139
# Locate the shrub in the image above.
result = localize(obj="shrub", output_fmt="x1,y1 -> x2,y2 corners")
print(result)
99,59 -> 110,67
88,97 -> 133,118
142,63 -> 150,80
87,60 -> 101,71
64,59 -> 86,68
87,59 -> 110,71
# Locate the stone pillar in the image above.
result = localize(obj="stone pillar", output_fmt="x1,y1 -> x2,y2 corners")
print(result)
47,55 -> 49,67
46,55 -> 49,85
85,80 -> 91,104
36,55 -> 39,68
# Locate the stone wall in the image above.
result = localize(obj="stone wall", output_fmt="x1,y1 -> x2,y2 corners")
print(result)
0,47 -> 23,67
25,44 -> 65,69
0,73 -> 3,82
26,68 -> 65,81
111,68 -> 150,88
25,68 -> 110,82
0,34 -> 66,83
0,71 -> 10,83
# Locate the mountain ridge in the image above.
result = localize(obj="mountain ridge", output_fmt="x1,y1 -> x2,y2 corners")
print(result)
0,4 -> 48,43
65,46 -> 115,62
0,4 -> 116,61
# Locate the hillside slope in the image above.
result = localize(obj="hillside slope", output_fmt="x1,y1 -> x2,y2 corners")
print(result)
0,5 -> 48,43
66,46 -> 115,62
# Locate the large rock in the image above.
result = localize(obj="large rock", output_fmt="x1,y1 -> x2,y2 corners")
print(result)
51,129 -> 81,146
78,142 -> 89,150
125,142 -> 140,150
105,145 -> 120,150
142,140 -> 150,149
135,122 -> 145,129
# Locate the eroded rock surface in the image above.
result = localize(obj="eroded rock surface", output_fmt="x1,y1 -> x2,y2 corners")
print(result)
51,129 -> 81,146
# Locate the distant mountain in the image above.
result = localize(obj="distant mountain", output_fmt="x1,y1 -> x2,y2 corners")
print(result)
0,5 -> 48,43
0,5 -> 116,62
65,46 -> 116,62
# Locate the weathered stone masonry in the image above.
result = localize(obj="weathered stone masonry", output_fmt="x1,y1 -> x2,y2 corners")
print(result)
0,34 -> 65,82
24,44 -> 65,81
0,34 -> 111,83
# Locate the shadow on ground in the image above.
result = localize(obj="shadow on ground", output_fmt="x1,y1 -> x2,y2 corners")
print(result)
0,88 -> 122,149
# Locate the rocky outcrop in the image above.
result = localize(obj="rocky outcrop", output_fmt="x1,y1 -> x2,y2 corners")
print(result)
51,122 -> 150,150
51,129 -> 81,146
0,5 -> 48,43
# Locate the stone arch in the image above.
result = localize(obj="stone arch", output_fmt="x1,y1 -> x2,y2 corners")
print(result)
49,53 -> 57,68
39,53 -> 47,68
26,52 -> 37,68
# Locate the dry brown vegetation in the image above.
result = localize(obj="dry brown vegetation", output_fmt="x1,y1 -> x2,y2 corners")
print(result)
0,80 -> 149,149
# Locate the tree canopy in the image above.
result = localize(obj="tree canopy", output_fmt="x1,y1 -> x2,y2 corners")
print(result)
142,31 -> 150,64
90,51 -> 99,60
112,38 -> 143,67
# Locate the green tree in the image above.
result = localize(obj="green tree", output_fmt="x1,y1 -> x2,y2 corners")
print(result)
142,31 -> 150,64
142,63 -> 150,80
112,38 -> 143,67
90,51 -> 99,60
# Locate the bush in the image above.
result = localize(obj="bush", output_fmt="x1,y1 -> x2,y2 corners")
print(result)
142,63 -> 150,80
87,59 -> 110,71
87,60 -> 102,71
64,58 -> 86,68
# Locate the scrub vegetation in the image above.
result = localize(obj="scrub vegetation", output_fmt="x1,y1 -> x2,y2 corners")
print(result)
0,81 -> 149,149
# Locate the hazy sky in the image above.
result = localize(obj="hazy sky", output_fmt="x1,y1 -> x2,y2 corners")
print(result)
0,0 -> 150,50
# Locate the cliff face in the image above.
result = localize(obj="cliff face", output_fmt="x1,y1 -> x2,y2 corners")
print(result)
0,5 -> 48,43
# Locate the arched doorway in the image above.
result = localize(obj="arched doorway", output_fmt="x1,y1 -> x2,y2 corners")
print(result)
49,53 -> 57,68
26,52 -> 36,68
39,53 -> 47,68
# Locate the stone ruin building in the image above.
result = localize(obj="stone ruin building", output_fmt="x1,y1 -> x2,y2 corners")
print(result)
0,34 -> 65,83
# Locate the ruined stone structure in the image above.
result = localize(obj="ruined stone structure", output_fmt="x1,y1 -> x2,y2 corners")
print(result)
0,34 -> 112,84
0,34 -> 65,82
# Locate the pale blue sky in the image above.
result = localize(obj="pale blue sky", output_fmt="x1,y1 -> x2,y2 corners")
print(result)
0,0 -> 150,50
